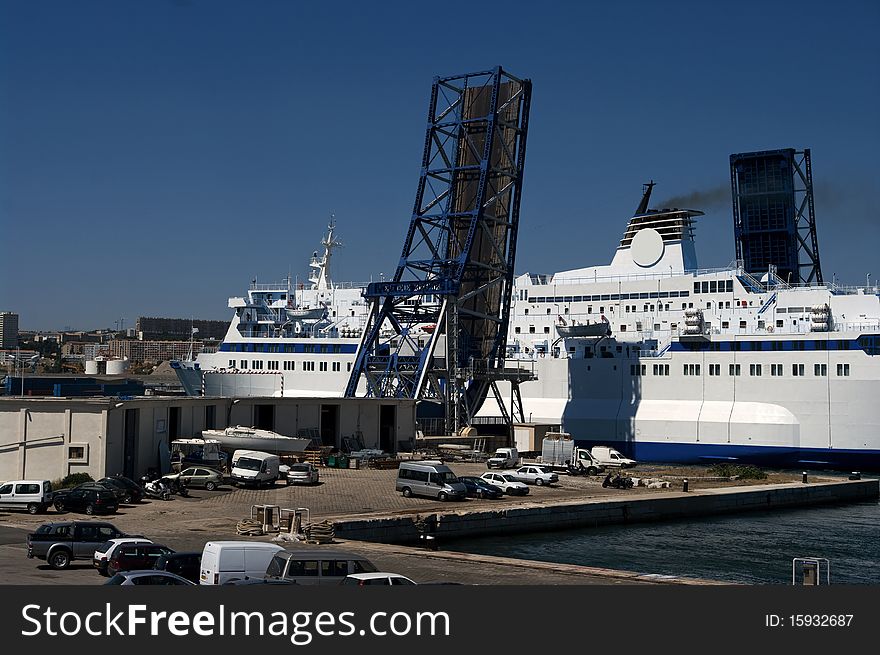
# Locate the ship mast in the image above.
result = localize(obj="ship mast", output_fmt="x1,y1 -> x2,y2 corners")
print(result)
309,216 -> 343,291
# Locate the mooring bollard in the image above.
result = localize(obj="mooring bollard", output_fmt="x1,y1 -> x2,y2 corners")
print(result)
802,471 -> 808,484
682,478 -> 689,492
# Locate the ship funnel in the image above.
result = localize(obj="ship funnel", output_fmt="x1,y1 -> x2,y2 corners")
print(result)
635,180 -> 655,215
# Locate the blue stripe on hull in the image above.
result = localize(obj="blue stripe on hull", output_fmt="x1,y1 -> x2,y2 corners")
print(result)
572,440 -> 880,471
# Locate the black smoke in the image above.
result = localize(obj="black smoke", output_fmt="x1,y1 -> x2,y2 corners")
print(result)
657,184 -> 730,210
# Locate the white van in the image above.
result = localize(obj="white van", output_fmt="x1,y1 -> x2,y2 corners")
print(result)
0,480 -> 53,514
199,541 -> 285,585
590,446 -> 637,468
230,450 -> 281,487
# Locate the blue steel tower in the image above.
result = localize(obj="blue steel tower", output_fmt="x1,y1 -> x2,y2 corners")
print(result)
345,67 -> 532,433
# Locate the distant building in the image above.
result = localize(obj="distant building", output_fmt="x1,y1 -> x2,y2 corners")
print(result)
108,339 -> 206,364
0,312 -> 19,349
136,317 -> 227,341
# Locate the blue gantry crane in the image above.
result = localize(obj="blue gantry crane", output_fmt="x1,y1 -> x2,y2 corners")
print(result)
345,67 -> 533,434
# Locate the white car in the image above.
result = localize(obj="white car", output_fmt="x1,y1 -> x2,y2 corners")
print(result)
511,465 -> 558,486
341,572 -> 417,586
480,472 -> 529,496
93,537 -> 152,575
286,463 -> 320,485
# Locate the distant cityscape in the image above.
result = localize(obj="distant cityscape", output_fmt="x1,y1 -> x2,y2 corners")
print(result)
0,311 -> 228,377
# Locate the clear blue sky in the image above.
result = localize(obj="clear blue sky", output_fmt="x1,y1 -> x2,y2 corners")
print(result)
2,0 -> 878,331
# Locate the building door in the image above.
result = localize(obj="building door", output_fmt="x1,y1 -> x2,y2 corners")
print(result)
320,404 -> 339,447
123,408 -> 139,480
254,404 -> 275,431
205,404 -> 216,430
379,405 -> 396,453
169,407 -> 180,440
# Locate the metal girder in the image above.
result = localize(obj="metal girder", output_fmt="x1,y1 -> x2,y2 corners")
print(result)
345,67 -> 532,434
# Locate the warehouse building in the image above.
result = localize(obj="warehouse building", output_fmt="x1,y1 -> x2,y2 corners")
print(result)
0,396 -> 416,482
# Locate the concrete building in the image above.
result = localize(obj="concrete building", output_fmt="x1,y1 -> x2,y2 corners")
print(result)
136,317 -> 228,341
107,339 -> 206,364
0,312 -> 19,349
0,396 -> 416,481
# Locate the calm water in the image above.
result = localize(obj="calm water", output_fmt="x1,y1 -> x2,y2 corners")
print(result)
447,500 -> 880,584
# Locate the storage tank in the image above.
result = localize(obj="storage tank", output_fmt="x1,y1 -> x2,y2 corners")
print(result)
105,358 -> 129,375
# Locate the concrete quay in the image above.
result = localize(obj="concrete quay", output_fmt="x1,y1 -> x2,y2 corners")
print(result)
329,478 -> 879,544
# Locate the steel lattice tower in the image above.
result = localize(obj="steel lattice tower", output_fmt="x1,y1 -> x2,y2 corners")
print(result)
345,67 -> 532,433
730,148 -> 823,285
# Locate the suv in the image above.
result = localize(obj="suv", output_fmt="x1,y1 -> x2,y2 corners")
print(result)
27,521 -> 125,570
53,487 -> 118,515
154,552 -> 202,583
107,543 -> 174,577
99,477 -> 144,504
0,480 -> 54,514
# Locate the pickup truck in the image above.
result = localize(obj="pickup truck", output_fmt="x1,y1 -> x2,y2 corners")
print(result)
27,521 -> 127,570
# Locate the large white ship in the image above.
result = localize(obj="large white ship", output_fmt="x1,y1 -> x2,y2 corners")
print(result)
175,192 -> 880,469
483,183 -> 880,469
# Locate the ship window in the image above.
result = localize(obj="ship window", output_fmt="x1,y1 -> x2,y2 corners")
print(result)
815,340 -> 826,350
670,291 -> 680,298
241,360 -> 247,368
228,360 -> 236,368
710,281 -> 718,293
814,363 -> 827,376
333,345 -> 341,354
515,327 -> 521,334
620,325 -> 626,332
709,364 -> 720,376
268,361 -> 278,371
547,308 -> 552,314
620,294 -> 630,300
729,364 -> 741,376
524,309 -> 529,315
587,306 -> 592,314
651,305 -> 655,312
750,364 -> 762,376
658,292 -> 669,299
771,341 -> 783,351
792,364 -> 804,376
740,321 -> 747,329
332,362 -> 340,372
564,296 -> 573,302
639,293 -> 649,299
347,362 -> 352,372
726,280 -> 734,292
694,282 -> 700,294
722,321 -> 729,329
529,326 -> 535,334
776,320 -> 784,328
601,295 -> 610,301
771,364 -> 783,376
544,326 -> 550,333
320,362 -> 328,372
702,282 -> 709,293
836,363 -> 850,376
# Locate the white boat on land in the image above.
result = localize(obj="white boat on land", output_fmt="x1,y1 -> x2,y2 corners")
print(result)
201,426 -> 314,454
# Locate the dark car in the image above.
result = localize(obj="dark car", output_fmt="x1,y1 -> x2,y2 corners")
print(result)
75,481 -> 127,503
53,488 -> 118,515
99,477 -> 144,504
107,543 -> 174,577
27,521 -> 125,569
106,570 -> 194,586
457,476 -> 505,499
154,552 -> 201,583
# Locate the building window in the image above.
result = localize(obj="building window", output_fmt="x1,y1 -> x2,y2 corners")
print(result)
814,363 -> 827,376
792,364 -> 804,376
729,363 -> 741,376
67,445 -> 88,462
750,364 -> 762,376
836,363 -> 850,376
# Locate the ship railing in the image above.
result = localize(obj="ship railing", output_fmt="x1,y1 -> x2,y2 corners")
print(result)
541,265 -> 738,287
249,281 -> 369,292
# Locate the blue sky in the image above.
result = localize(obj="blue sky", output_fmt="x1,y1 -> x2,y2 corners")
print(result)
2,0 -> 878,331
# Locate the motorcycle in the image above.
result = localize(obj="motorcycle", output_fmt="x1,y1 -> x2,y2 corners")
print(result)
142,477 -> 173,501
602,472 -> 634,489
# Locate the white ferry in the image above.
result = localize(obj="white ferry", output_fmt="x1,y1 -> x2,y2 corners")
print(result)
172,220 -> 369,398
481,184 -> 880,469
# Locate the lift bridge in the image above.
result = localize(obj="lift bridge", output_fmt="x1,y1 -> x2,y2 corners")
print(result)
344,67 -> 534,434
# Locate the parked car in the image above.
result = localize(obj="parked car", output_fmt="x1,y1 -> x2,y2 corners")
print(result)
480,472 -> 529,496
511,465 -> 559,486
154,552 -> 202,583
590,447 -> 637,469
75,481 -> 128,503
99,477 -> 144,504
105,570 -> 195,586
27,521 -> 125,570
94,537 -> 153,575
162,467 -> 223,490
199,541 -> 285,585
286,463 -> 320,485
457,476 -> 505,499
0,479 -> 54,514
341,572 -> 417,586
52,487 -> 118,515
486,447 -> 519,469
231,450 -> 280,488
107,543 -> 174,577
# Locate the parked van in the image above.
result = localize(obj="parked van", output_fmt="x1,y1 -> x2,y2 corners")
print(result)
395,461 -> 467,501
590,446 -> 637,468
199,541 -> 285,585
230,450 -> 280,487
0,480 -> 53,514
264,549 -> 378,585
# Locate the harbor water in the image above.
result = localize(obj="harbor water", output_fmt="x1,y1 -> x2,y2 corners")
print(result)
447,499 -> 880,584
